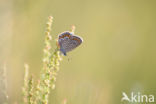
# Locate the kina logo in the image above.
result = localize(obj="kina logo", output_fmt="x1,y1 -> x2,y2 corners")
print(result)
121,92 -> 154,103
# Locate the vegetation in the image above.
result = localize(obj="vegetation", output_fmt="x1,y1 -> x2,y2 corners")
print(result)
22,16 -> 74,104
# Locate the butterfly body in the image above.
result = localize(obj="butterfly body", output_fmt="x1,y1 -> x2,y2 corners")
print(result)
58,31 -> 83,56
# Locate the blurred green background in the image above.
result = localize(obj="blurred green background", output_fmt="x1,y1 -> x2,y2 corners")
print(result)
0,0 -> 156,104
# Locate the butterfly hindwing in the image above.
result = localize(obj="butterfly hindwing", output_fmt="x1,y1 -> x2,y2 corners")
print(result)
58,31 -> 83,55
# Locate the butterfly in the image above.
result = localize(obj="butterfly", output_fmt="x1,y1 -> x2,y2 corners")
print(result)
58,31 -> 83,56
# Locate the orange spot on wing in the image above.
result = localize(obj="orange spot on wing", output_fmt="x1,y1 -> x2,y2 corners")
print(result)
59,34 -> 71,39
72,37 -> 81,44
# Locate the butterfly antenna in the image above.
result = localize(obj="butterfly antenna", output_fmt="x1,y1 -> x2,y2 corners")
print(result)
67,55 -> 72,62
